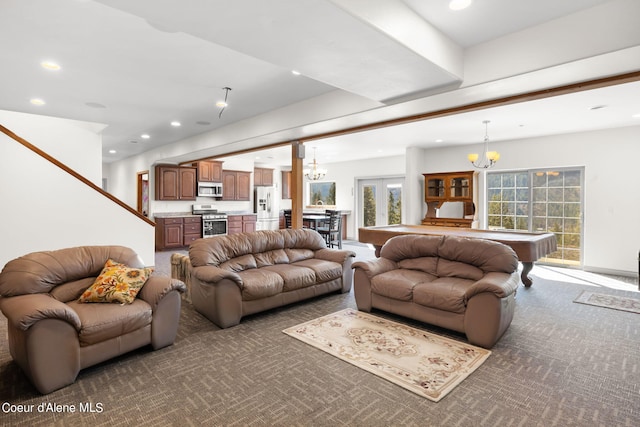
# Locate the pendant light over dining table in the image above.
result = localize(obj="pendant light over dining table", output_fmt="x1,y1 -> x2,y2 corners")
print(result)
468,120 -> 500,169
304,147 -> 327,181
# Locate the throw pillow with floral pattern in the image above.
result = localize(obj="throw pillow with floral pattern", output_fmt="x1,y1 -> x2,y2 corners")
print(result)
78,259 -> 153,304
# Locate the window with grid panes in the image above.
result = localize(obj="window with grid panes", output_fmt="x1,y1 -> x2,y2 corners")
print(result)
487,168 -> 583,267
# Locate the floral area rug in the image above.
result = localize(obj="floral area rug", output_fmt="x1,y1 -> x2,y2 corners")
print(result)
574,291 -> 640,314
283,308 -> 490,402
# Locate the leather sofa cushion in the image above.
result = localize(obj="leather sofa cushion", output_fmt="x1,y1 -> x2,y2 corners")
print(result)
238,269 -> 284,300
293,259 -> 342,283
262,265 -> 316,291
285,248 -> 315,263
397,257 -> 438,276
50,277 -> 95,302
220,254 -> 257,272
68,299 -> 152,346
413,277 -> 474,313
371,269 -> 436,301
0,246 -> 144,297
189,229 -> 326,268
436,259 -> 484,281
255,249 -> 289,267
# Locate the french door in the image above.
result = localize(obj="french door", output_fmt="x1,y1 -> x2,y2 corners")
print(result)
357,178 -> 404,228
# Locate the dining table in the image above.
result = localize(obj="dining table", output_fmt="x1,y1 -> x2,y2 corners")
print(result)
302,213 -> 329,230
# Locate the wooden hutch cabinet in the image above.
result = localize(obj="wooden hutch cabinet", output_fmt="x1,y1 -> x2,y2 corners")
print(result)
422,171 -> 477,228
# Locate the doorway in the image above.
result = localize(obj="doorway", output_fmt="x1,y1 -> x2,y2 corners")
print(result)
136,171 -> 149,217
357,177 -> 404,228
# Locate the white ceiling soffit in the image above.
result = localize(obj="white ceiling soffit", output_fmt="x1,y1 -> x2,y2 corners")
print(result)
97,0 -> 463,103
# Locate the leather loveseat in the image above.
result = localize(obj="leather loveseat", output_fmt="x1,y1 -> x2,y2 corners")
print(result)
0,245 -> 185,394
189,229 -> 356,328
352,234 -> 519,348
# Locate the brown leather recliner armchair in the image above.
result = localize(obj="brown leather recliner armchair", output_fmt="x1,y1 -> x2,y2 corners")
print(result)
0,245 -> 186,394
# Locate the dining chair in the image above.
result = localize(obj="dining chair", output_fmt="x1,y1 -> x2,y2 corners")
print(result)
283,209 -> 292,228
317,210 -> 342,249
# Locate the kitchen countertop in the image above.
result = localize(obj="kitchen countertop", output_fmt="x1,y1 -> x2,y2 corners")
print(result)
153,212 -> 201,219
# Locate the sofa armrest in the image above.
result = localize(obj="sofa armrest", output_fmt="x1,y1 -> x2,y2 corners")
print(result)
352,258 -> 398,278
0,294 -> 81,331
138,275 -> 186,311
192,266 -> 243,290
464,271 -> 519,301
314,249 -> 356,264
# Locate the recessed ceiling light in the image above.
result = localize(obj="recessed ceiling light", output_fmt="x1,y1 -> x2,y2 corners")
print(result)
589,104 -> 607,110
632,113 -> 640,118
40,61 -> 61,71
130,140 -> 138,144
449,0 -> 472,11
435,139 -> 444,143
170,121 -> 181,127
196,121 -> 211,126
141,134 -> 150,139
291,70 -> 301,76
109,149 -> 116,154
85,102 -> 106,109
215,101 -> 228,108
30,98 -> 46,106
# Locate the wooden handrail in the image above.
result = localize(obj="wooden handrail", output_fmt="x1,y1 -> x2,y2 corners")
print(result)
0,124 -> 155,227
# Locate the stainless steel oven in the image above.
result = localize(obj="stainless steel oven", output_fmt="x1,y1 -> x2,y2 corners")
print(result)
192,204 -> 227,238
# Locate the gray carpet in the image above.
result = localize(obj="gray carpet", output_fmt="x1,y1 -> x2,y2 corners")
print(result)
1,244 -> 639,426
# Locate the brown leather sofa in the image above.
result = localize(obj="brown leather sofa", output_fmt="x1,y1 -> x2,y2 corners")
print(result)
353,234 -> 519,348
189,229 -> 356,328
0,245 -> 185,394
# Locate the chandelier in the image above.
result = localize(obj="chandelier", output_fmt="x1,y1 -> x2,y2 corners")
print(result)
468,120 -> 500,169
304,147 -> 327,181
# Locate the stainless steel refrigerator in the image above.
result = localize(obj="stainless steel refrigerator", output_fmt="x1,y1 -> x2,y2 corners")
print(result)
254,186 -> 279,230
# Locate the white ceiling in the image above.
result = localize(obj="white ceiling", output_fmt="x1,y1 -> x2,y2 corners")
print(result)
1,0 -> 638,166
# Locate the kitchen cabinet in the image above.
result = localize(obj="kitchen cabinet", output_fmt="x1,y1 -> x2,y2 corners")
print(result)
254,167 -> 274,186
155,165 -> 197,201
281,171 -> 291,199
155,216 -> 202,250
222,170 -> 251,201
196,160 -> 223,182
183,217 -> 202,245
422,171 -> 477,228
227,214 -> 256,235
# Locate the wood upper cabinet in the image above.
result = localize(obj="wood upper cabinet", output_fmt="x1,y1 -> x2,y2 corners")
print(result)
281,170 -> 291,199
222,170 -> 251,201
196,160 -> 223,182
254,167 -> 273,186
155,165 -> 197,201
422,170 -> 477,228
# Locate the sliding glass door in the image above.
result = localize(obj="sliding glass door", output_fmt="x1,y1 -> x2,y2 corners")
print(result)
358,178 -> 404,228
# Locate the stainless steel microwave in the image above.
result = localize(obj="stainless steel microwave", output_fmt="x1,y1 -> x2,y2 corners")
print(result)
197,182 -> 223,197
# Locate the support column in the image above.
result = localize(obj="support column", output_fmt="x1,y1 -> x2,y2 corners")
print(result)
291,141 -> 304,229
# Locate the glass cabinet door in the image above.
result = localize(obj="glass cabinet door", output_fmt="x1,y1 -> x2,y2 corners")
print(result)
426,178 -> 445,198
449,176 -> 470,198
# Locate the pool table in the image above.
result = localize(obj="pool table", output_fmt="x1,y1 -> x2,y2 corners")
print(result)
358,224 -> 557,287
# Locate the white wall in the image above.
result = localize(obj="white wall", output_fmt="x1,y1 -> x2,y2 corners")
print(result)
0,110 -> 105,186
1,126 -> 155,268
